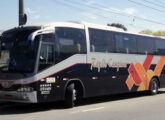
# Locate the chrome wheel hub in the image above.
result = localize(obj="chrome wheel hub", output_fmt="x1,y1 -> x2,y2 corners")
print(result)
152,81 -> 157,93
73,89 -> 77,101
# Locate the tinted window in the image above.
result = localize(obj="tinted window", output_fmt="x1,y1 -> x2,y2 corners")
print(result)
1,30 -> 39,73
137,37 -> 156,55
89,28 -> 107,52
156,39 -> 165,55
40,44 -> 54,63
123,34 -> 137,54
115,34 -> 124,53
42,34 -> 55,43
89,28 -> 115,52
107,31 -> 116,53
115,33 -> 137,54
55,27 -> 86,63
39,34 -> 55,71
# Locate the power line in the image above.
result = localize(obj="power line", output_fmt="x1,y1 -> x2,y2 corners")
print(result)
65,0 -> 165,26
154,0 -> 165,5
128,0 -> 165,13
53,0 -> 148,31
143,0 -> 165,9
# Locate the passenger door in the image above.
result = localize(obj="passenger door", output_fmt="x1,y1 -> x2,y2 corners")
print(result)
38,34 -> 55,72
37,33 -> 56,102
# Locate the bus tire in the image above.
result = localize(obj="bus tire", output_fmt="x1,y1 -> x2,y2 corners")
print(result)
149,78 -> 159,95
65,83 -> 76,108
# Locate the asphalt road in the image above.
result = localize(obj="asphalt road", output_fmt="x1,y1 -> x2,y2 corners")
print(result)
1,89 -> 165,120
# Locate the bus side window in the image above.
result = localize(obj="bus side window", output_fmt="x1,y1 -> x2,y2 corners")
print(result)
137,37 -> 156,55
39,44 -> 54,71
115,34 -> 126,53
55,27 -> 87,64
123,35 -> 137,54
115,33 -> 137,54
39,44 -> 54,63
107,32 -> 115,53
38,34 -> 55,72
91,45 -> 95,52
156,39 -> 165,55
89,28 -> 108,52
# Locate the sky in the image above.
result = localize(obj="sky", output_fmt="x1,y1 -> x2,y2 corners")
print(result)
1,0 -> 165,33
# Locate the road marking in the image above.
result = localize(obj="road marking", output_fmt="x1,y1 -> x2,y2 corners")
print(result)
82,107 -> 105,112
70,107 -> 105,114
70,111 -> 81,114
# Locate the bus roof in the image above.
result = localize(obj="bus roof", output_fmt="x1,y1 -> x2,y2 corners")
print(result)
6,21 -> 165,40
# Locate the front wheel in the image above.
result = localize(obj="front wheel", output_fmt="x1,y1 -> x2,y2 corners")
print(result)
149,78 -> 159,95
65,84 -> 77,108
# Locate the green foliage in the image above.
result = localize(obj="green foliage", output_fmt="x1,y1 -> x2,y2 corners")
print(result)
107,23 -> 127,31
139,29 -> 153,35
139,29 -> 165,36
152,31 -> 165,36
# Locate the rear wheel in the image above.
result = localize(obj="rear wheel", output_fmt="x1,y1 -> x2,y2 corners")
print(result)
149,78 -> 159,95
65,83 -> 77,108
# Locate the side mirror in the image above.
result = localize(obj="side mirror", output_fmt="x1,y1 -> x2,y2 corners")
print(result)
23,14 -> 27,25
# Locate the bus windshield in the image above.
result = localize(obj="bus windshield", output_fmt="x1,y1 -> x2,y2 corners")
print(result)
0,29 -> 39,73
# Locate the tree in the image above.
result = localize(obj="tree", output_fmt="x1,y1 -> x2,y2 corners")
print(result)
153,30 -> 165,36
107,23 -> 127,31
139,29 -> 153,35
139,29 -> 165,36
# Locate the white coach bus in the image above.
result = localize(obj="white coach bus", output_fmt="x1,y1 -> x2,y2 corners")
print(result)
0,21 -> 165,107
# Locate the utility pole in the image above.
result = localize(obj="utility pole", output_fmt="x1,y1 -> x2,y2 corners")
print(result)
19,0 -> 27,26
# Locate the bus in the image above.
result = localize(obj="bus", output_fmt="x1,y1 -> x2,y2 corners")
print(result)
0,21 -> 165,107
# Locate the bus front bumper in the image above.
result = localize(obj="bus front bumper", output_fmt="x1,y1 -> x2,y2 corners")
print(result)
0,91 -> 38,103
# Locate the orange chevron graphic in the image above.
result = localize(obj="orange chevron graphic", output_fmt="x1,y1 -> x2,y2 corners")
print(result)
154,56 -> 165,76
126,56 -> 165,91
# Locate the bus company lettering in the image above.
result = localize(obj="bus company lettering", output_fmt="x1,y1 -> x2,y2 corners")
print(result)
91,58 -> 127,72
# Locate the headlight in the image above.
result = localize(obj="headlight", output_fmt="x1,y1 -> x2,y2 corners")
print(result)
17,86 -> 34,92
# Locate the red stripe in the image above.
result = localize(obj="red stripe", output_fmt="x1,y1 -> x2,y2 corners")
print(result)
14,63 -> 90,85
129,64 -> 142,85
143,56 -> 153,71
